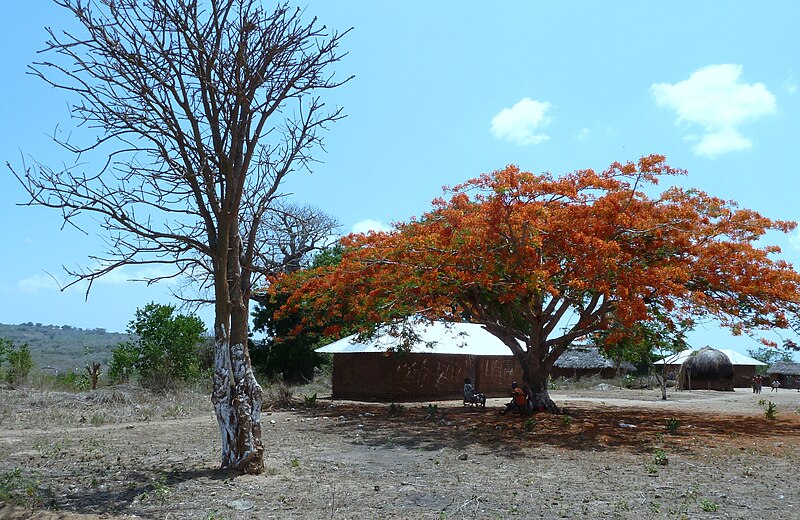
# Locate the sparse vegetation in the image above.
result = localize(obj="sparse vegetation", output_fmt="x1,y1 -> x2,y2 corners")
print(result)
665,417 -> 680,434
523,417 -> 537,432
652,448 -> 668,466
0,468 -> 42,507
424,404 -> 439,420
700,499 -> 719,512
0,384 -> 797,517
765,401 -> 778,420
1,338 -> 34,385
388,403 -> 406,417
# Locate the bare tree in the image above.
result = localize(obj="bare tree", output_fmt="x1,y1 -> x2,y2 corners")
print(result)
9,0 -> 350,474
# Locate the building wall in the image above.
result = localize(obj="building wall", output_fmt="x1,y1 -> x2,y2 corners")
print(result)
330,353 -> 522,401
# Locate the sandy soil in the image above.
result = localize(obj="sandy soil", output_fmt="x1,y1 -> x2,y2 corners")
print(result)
1,385 -> 799,519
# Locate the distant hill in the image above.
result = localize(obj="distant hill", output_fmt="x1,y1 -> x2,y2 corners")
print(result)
0,323 -> 129,373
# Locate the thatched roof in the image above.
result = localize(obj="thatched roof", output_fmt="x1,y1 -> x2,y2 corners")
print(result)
554,347 -> 635,371
767,362 -> 800,376
680,347 -> 734,379
655,348 -> 765,366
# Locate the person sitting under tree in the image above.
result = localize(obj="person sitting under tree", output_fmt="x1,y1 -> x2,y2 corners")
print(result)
463,378 -> 486,407
501,382 -> 528,414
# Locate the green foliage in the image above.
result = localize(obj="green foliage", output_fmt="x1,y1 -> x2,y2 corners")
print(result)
700,499 -> 719,512
0,468 -> 41,507
758,398 -> 767,406
748,347 -> 796,374
424,404 -> 439,420
56,370 -> 91,391
108,303 -> 206,389
652,448 -> 668,466
302,392 -> 317,408
388,403 -> 405,417
250,245 -> 345,383
561,415 -> 573,427
765,401 -> 777,420
108,341 -> 140,383
523,417 -> 537,432
665,417 -> 680,434
592,306 -> 691,378
0,338 -> 34,384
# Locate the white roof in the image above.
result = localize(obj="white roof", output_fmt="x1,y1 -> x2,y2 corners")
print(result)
316,321 -> 515,356
654,348 -> 766,366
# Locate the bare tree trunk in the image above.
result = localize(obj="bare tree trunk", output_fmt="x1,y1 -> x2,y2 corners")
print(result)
210,227 -> 265,474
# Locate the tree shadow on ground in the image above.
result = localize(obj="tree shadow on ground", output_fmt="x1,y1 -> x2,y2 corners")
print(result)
32,465 -> 237,517
292,400 -> 800,458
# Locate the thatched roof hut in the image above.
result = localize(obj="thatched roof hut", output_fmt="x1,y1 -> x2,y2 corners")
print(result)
677,347 -> 734,391
655,348 -> 764,387
767,362 -> 800,389
767,361 -> 800,376
551,347 -> 635,380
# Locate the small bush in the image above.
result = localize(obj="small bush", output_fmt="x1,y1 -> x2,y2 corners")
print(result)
665,417 -> 680,434
0,468 -> 41,507
765,401 -> 777,420
424,404 -> 439,420
266,382 -> 293,406
388,403 -> 405,417
1,340 -> 34,385
523,417 -> 537,433
700,499 -> 719,512
302,392 -> 317,408
652,448 -> 668,466
561,415 -> 573,427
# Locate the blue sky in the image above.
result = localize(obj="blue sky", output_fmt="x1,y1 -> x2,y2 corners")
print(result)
1,1 -> 799,357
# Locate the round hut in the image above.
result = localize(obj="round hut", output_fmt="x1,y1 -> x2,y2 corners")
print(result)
677,347 -> 735,391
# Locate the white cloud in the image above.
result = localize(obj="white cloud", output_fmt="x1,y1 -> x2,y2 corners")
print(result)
490,98 -> 552,146
651,64 -> 776,157
351,219 -> 392,234
575,127 -> 591,141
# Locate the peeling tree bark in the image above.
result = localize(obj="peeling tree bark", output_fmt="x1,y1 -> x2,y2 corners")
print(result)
212,340 -> 264,474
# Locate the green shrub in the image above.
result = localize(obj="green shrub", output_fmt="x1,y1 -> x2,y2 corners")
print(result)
424,404 -> 439,420
302,392 -> 317,408
108,303 -> 206,390
523,417 -> 537,432
652,448 -> 668,466
388,403 -> 405,417
665,417 -> 680,434
700,499 -> 719,512
765,401 -> 777,420
1,340 -> 34,385
56,370 -> 90,391
0,468 -> 41,507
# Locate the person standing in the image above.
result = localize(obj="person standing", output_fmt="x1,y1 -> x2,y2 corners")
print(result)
771,379 -> 781,392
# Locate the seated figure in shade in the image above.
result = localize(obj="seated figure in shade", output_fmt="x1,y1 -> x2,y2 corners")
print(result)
463,377 -> 486,408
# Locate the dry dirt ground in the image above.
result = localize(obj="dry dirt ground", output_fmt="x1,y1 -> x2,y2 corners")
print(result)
1,384 -> 799,519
